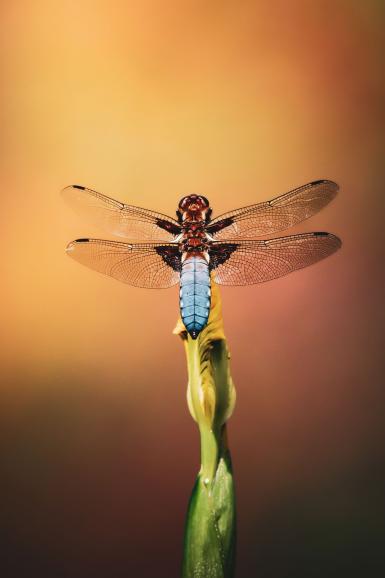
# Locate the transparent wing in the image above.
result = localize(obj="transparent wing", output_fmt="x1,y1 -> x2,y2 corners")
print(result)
210,232 -> 341,285
61,185 -> 181,240
207,180 -> 339,239
66,238 -> 181,288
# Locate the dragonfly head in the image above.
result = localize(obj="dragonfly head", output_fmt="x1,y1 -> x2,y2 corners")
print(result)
177,194 -> 212,223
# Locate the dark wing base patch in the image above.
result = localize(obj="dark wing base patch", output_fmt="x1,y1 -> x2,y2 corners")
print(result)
155,245 -> 182,272
207,217 -> 235,236
155,218 -> 182,236
209,243 -> 239,269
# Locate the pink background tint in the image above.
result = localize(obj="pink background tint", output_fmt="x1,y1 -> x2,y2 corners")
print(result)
1,1 -> 384,577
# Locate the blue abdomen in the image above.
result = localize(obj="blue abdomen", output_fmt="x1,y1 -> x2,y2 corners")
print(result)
180,255 -> 211,339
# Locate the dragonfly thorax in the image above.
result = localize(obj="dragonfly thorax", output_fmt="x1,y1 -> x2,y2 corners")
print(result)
179,215 -> 209,254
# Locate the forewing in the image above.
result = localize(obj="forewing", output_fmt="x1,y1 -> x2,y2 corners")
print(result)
66,239 -> 181,288
210,233 -> 341,285
62,185 -> 181,240
207,180 -> 339,239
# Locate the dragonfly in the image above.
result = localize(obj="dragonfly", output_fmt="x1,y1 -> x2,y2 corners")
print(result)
62,179 -> 341,339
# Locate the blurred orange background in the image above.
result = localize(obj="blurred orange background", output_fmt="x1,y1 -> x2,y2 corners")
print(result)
1,1 -> 384,577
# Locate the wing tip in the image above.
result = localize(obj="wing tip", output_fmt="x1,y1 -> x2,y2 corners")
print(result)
313,231 -> 342,250
310,179 -> 339,191
61,184 -> 86,194
65,238 -> 90,253
61,185 -> 84,202
332,233 -> 342,249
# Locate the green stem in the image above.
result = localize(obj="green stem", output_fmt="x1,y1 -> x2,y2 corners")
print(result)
182,425 -> 236,578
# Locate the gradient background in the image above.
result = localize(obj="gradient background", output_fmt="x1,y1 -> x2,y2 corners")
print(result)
1,1 -> 384,577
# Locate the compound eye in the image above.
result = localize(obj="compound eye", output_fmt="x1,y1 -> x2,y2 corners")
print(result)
198,196 -> 209,208
178,196 -> 193,210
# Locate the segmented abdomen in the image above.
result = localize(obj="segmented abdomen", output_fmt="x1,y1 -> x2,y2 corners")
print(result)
179,255 -> 211,339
